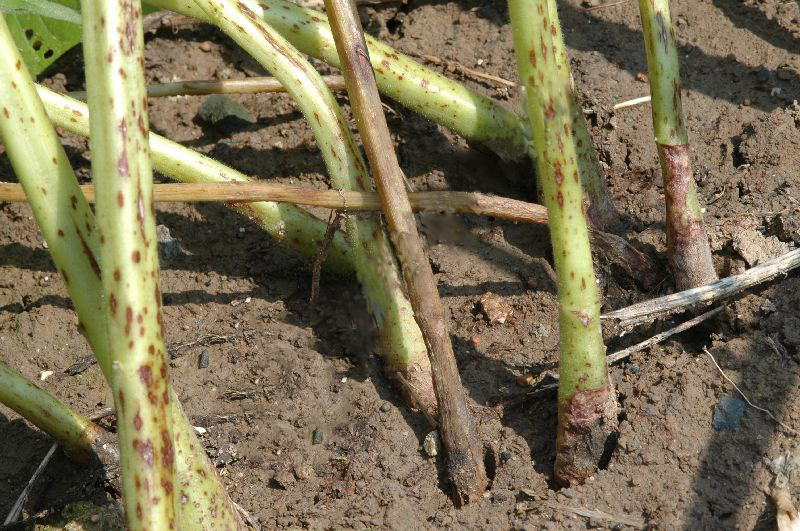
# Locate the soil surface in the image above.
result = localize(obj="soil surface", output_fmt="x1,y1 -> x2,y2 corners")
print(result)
2,0 -> 800,528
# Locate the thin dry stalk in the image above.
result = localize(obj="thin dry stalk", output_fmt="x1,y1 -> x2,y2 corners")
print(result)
603,248 -> 800,329
324,0 -> 487,504
0,182 -> 547,222
703,348 -> 798,436
68,75 -> 346,99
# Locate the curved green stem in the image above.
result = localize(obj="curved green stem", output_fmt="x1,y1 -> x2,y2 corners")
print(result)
0,362 -> 109,463
0,13 -> 242,530
150,0 -> 438,417
37,86 -> 354,275
638,0 -> 716,289
148,0 -> 531,162
509,0 -> 616,487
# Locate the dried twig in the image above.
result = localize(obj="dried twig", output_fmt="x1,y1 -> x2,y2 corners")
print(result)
0,182 -> 548,224
310,210 -> 344,304
772,488 -> 800,531
325,0 -> 487,503
603,248 -> 800,329
68,75 -> 346,100
612,95 -> 651,110
703,348 -> 798,436
545,501 -> 645,528
419,54 -> 516,87
3,442 -> 58,525
584,0 -> 631,11
606,306 -> 723,364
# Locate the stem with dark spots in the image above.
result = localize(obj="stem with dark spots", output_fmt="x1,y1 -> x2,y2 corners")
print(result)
324,0 -> 487,504
147,0 -> 532,162
155,0 -> 439,420
0,14 -> 242,529
80,0 -> 177,524
37,86 -> 354,275
509,0 -> 617,487
638,0 -> 717,290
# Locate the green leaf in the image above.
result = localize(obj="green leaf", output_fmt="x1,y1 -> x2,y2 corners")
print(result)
2,0 -> 81,75
0,0 -> 81,24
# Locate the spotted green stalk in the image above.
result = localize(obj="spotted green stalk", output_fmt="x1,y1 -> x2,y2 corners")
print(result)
147,0 -> 439,418
509,0 -> 617,486
0,362 -> 114,464
637,0 -> 716,289
0,14 -> 242,528
147,0 -> 531,162
37,86 -> 354,275
80,0 -> 179,525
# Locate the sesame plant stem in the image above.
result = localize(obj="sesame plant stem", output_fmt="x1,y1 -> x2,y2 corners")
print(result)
37,86 -> 354,275
80,0 -> 177,524
324,0 -> 487,504
164,0 -> 439,419
509,0 -> 617,487
149,0 -> 531,161
0,15 -> 242,528
637,0 -> 717,289
0,362 -> 116,465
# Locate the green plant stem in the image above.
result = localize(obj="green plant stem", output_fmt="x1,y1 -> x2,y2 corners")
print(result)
324,0 -> 487,504
154,0 -> 439,418
637,0 -> 716,290
80,0 -> 178,525
509,0 -> 617,487
0,14 -> 241,528
37,86 -> 353,275
150,0 -> 530,162
0,362 -> 115,464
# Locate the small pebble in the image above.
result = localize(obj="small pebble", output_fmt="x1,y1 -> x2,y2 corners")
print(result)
499,450 -> 513,464
422,430 -> 440,457
561,487 -> 576,498
312,427 -> 324,445
198,350 -> 209,369
624,362 -> 639,374
380,402 -> 392,413
199,41 -> 212,52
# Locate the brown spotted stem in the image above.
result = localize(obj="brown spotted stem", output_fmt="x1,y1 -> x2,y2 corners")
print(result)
154,0 -> 440,421
80,0 -> 177,524
0,14 -> 242,528
144,0 -> 531,162
637,0 -> 717,289
325,0 -> 487,504
509,0 -> 617,487
37,86 -> 354,275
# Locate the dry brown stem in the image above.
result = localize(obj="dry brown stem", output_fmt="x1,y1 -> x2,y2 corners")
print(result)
324,0 -> 487,504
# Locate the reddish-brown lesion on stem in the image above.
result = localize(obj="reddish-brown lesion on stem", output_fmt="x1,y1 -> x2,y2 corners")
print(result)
659,144 -> 717,290
554,381 -> 617,487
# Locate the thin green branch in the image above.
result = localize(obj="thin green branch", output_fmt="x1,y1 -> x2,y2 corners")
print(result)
155,0 -> 438,418
37,86 -> 354,275
509,0 -> 617,487
150,0 -> 531,161
0,362 -> 113,464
